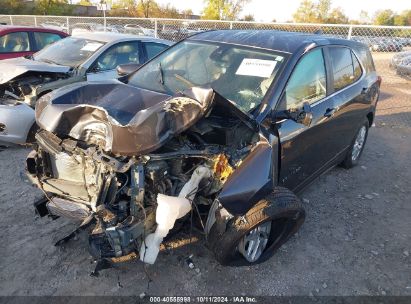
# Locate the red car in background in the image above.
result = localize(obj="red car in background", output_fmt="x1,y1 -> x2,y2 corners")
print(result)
0,25 -> 68,60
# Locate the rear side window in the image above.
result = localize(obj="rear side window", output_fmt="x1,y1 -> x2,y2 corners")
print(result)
357,47 -> 376,74
329,47 -> 362,91
283,48 -> 327,110
144,42 -> 168,60
352,53 -> 362,81
33,32 -> 62,50
0,32 -> 30,53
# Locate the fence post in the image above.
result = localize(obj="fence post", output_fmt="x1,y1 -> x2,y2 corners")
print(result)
103,10 -> 106,31
9,15 -> 13,25
66,17 -> 70,34
347,25 -> 353,40
154,19 -> 158,38
34,16 -> 37,27
230,21 -> 233,29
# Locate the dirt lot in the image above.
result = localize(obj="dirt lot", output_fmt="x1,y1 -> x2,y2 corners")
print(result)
0,54 -> 410,297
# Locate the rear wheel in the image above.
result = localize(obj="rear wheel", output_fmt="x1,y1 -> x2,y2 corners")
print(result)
208,187 -> 305,266
341,120 -> 369,169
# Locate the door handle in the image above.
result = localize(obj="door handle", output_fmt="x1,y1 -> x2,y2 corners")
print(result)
324,107 -> 336,118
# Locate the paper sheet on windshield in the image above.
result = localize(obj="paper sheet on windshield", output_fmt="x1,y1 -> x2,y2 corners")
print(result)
236,58 -> 277,78
81,42 -> 103,52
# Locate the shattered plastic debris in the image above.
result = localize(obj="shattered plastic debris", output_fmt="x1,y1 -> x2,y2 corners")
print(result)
186,255 -> 195,269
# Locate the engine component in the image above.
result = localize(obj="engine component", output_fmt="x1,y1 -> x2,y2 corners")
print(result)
47,197 -> 91,220
140,166 -> 212,264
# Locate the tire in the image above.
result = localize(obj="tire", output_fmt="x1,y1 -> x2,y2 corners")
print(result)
340,119 -> 369,169
208,187 -> 305,266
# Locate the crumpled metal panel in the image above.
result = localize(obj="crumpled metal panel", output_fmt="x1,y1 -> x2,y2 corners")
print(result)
35,80 -> 215,156
0,57 -> 70,84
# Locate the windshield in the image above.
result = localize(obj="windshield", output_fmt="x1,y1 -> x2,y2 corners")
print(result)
33,37 -> 105,67
128,40 -> 285,112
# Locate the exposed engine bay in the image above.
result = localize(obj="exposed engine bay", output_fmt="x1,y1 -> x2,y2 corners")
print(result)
26,84 -> 271,265
0,72 -> 70,106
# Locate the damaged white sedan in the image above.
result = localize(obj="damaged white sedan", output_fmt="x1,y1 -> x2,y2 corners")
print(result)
0,32 -> 171,145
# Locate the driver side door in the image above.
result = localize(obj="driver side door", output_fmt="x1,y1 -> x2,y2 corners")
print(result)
277,47 -> 342,192
86,41 -> 142,82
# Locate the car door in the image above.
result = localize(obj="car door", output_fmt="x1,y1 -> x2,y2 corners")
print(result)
142,42 -> 170,61
86,41 -> 142,82
325,46 -> 368,151
277,47 -> 344,192
0,31 -> 32,60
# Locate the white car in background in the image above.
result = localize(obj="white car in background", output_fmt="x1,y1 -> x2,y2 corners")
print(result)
0,32 -> 172,145
124,24 -> 155,37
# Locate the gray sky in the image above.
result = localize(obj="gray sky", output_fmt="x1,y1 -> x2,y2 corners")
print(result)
155,0 -> 410,22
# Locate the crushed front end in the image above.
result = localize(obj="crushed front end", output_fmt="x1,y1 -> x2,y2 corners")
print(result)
26,83 -> 263,264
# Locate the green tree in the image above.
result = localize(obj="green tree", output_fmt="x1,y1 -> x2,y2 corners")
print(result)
359,10 -> 370,24
317,0 -> 331,21
326,7 -> 348,24
138,0 -> 154,18
78,0 -> 93,5
202,0 -> 250,20
35,0 -> 70,15
241,14 -> 255,21
181,8 -> 194,18
292,0 -> 317,23
0,0 -> 24,14
394,10 -> 411,26
373,9 -> 395,25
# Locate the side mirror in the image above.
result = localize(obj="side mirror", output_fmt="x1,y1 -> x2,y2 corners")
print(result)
272,101 -> 313,127
297,102 -> 313,127
116,63 -> 142,76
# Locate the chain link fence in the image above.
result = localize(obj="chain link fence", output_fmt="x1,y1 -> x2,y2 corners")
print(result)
1,15 -> 410,77
1,15 -> 410,126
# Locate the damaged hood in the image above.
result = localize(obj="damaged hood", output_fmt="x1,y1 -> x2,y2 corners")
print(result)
0,57 -> 70,84
35,80 -> 215,156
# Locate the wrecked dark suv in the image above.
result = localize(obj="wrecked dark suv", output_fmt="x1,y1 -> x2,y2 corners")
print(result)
26,30 -> 380,267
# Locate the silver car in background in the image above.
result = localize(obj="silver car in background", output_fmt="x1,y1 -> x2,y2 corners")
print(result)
0,32 -> 172,145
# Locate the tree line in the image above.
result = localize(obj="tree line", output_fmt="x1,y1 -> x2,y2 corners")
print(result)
292,0 -> 411,25
0,0 -> 410,26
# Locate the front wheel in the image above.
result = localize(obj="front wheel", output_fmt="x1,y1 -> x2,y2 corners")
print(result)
207,187 -> 305,266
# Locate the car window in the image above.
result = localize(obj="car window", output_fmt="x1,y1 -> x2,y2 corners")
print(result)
329,47 -> 360,91
144,42 -> 168,60
34,37 -> 105,67
129,40 -> 285,113
352,52 -> 363,82
33,32 -> 62,50
283,48 -> 327,110
0,32 -> 30,53
94,41 -> 140,72
357,47 -> 375,74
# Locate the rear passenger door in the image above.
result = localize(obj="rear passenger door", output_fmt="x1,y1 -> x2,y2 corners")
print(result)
325,46 -> 366,151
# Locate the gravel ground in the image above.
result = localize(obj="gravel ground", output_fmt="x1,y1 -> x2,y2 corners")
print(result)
0,56 -> 410,297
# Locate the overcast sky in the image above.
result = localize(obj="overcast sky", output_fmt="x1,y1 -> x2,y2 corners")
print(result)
154,0 -> 410,22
